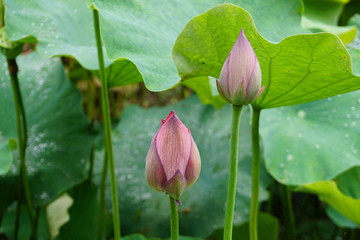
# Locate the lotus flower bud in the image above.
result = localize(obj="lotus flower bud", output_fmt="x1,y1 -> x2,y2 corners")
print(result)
217,28 -> 265,106
145,110 -> 201,206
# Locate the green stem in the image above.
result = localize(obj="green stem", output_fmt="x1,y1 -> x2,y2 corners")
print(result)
13,106 -> 23,240
169,196 -> 179,240
223,105 -> 243,240
93,9 -> 121,240
13,197 -> 21,240
34,207 -> 40,232
249,107 -> 261,240
279,184 -> 296,240
8,58 -> 36,240
0,0 -> 4,28
97,150 -> 108,240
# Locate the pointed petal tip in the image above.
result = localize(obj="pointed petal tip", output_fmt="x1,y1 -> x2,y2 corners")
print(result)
237,28 -> 250,44
254,86 -> 266,101
260,86 -> 266,93
165,110 -> 175,121
239,28 -> 246,38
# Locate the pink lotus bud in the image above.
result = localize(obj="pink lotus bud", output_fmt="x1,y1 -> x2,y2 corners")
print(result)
217,28 -> 265,105
145,110 -> 201,206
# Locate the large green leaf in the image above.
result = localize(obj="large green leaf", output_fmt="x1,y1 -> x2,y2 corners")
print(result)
5,0 -> 143,87
0,52 -> 94,209
93,95 -> 271,238
173,4 -> 360,109
301,0 -> 356,44
4,0 -> 111,70
87,0 -> 307,92
260,90 -> 360,185
207,212 -> 279,240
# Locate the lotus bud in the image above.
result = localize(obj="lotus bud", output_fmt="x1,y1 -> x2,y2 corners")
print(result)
145,110 -> 201,206
217,28 -> 265,106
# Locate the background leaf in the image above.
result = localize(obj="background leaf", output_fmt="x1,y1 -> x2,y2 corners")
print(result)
323,166 -> 360,228
182,77 -> 226,109
2,205 -> 51,240
5,0 -> 143,87
172,4 -> 360,109
46,193 -> 74,240
0,52 -> 94,209
0,142 -> 12,175
56,182 -> 99,240
346,14 -> 360,76
93,95 -> 271,238
296,180 -> 360,226
4,0 -> 111,70
260,90 -> 360,185
88,0 -> 308,91
301,0 -> 356,44
92,60 -> 143,88
326,206 -> 358,228
339,0 -> 360,26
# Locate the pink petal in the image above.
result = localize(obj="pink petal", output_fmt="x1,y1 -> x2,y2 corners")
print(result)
145,141 -> 167,192
185,137 -> 201,189
164,169 -> 188,200
156,111 -> 192,180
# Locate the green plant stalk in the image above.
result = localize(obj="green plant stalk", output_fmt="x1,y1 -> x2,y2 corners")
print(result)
97,150 -> 108,240
34,207 -> 40,232
249,107 -> 261,240
13,186 -> 21,240
223,105 -> 243,240
0,0 -> 4,28
279,183 -> 296,240
93,9 -> 121,240
8,58 -> 37,240
169,196 -> 179,240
